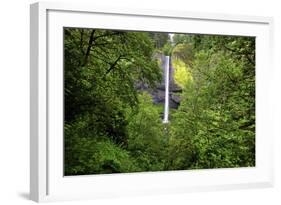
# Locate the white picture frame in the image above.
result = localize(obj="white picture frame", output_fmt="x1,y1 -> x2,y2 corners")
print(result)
30,1 -> 274,202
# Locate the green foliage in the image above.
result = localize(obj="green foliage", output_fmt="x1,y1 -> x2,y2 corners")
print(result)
126,93 -> 166,171
149,32 -> 170,49
65,134 -> 139,175
64,29 -> 255,175
172,58 -> 193,88
169,34 -> 255,169
64,28 -> 162,122
172,43 -> 194,66
162,42 -> 173,56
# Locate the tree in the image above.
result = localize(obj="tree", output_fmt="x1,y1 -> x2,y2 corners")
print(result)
64,28 -> 164,175
169,34 -> 255,168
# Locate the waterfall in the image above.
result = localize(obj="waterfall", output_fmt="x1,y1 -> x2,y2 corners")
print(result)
163,56 -> 170,123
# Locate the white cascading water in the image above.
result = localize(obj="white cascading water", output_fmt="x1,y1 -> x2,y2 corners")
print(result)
163,56 -> 170,123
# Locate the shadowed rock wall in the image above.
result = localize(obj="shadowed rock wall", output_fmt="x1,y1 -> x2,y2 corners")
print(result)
136,53 -> 182,110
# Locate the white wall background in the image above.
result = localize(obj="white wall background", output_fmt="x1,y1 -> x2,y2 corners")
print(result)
0,0 -> 280,204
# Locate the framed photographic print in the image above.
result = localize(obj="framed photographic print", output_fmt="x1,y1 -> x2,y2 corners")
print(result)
30,2 -> 274,202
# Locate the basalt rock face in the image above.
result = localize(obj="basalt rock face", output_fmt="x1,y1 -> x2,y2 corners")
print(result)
136,54 -> 182,109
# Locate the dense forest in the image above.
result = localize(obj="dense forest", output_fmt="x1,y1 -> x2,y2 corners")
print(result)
64,28 -> 255,175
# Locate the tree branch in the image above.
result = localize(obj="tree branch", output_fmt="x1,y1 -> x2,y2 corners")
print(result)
104,55 -> 123,76
223,44 -> 255,66
93,32 -> 123,41
91,54 -> 112,66
82,29 -> 96,66
79,29 -> 85,55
